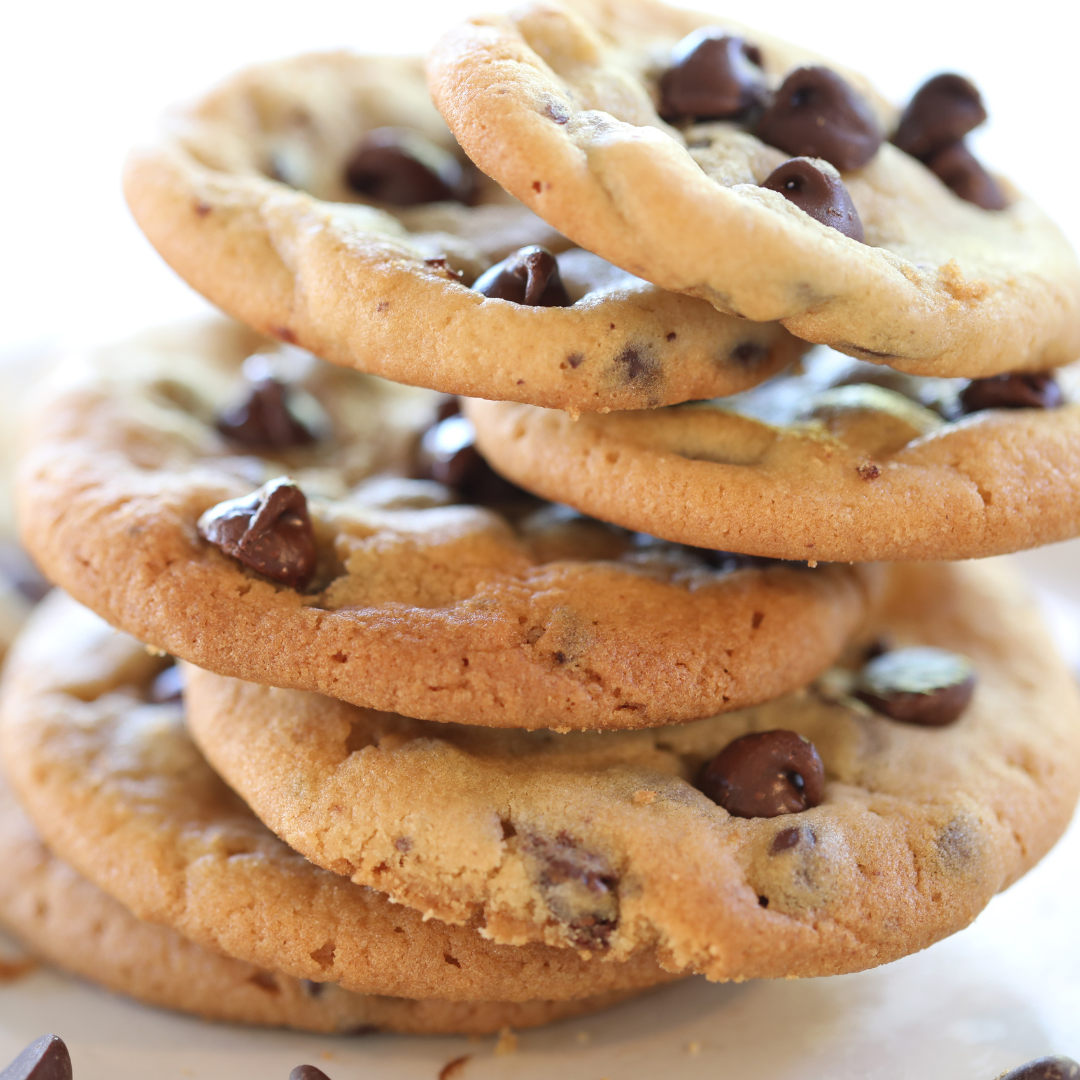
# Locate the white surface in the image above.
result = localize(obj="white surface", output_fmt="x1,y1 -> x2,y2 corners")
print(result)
2,0 -> 1079,1076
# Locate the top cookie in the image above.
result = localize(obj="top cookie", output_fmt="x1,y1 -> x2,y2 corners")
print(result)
124,50 -> 802,412
428,0 -> 1080,376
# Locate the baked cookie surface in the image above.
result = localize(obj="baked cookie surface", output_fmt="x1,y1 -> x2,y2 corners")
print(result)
16,319 -> 876,730
428,0 -> 1080,376
184,561 -> 1080,980
0,591 -> 673,1004
466,353 -> 1080,562
124,50 -> 802,412
0,769 -> 643,1034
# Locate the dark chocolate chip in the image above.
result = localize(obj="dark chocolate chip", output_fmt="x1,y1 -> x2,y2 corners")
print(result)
301,979 -> 325,998
659,29 -> 767,121
434,395 -> 461,422
999,1056 -> 1080,1080
854,646 -> 975,726
0,542 -> 50,604
924,141 -> 1007,210
415,416 -> 532,506
0,1035 -> 72,1080
149,663 -> 184,704
290,1067 -> 333,1080
344,127 -> 473,206
892,73 -> 987,160
697,730 -> 825,818
216,377 -> 318,448
756,66 -> 882,171
472,246 -> 572,307
197,477 -> 316,589
959,372 -> 1063,413
769,826 -> 802,853
761,158 -> 865,241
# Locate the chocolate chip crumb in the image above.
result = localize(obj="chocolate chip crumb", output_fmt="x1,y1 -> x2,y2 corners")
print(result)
855,646 -> 975,726
756,66 -> 883,171
698,730 -> 825,818
472,246 -> 572,307
761,158 -> 864,241
857,460 -> 881,481
197,477 -> 316,589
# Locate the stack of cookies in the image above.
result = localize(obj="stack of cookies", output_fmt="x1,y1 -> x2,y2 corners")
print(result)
3,0 -> 1080,1053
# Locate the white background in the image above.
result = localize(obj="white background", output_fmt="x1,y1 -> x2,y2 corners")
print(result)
1,1 -> 1080,1077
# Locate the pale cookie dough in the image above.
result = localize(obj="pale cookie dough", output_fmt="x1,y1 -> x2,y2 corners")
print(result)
428,0 -> 1080,376
466,353 -> 1080,562
0,773 -> 648,1034
184,562 -> 1080,980
124,50 -> 802,412
0,591 -> 674,1005
16,319 -> 876,730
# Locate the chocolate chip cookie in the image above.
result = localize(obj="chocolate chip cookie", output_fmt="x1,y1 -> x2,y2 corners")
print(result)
428,0 -> 1080,376
183,560 -> 1080,980
465,352 -> 1080,562
0,590 -> 673,1004
16,319 -> 877,729
124,50 -> 802,412
0,768 -> 650,1034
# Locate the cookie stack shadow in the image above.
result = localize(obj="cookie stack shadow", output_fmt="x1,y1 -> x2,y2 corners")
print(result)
3,0 -> 1080,1049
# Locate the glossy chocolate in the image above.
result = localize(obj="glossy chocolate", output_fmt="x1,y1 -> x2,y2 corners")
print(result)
697,730 -> 825,818
0,1035 -> 72,1080
659,29 -> 767,121
216,377 -> 318,448
855,646 -> 975,727
756,66 -> 882,171
959,372 -> 1063,413
925,141 -> 1008,210
892,73 -> 987,160
472,246 -> 572,307
761,158 -> 864,241
345,127 -> 472,206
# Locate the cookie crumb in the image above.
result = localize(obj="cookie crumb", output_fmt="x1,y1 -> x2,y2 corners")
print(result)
576,1031 -> 591,1044
319,1050 -> 334,1060
145,644 -> 168,657
632,789 -> 657,805
857,460 -> 881,481
687,1041 -> 702,1055
494,1027 -> 518,1055
438,1054 -> 472,1080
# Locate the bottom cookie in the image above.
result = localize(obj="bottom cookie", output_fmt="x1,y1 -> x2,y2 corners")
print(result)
0,770 -> 645,1035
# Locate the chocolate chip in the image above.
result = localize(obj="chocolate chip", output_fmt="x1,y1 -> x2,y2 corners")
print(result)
0,1035 -> 72,1080
761,158 -> 864,241
197,477 -> 316,589
434,395 -> 461,422
959,372 -> 1063,414
756,66 -> 882,171
523,831 -> 619,948
697,730 -> 825,818
999,1056 -> 1080,1080
149,663 -> 184,704
924,141 -> 1007,210
472,246 -> 572,307
854,646 -> 975,726
892,74 -> 987,160
344,127 -> 473,206
415,415 -> 532,506
659,29 -> 767,121
300,979 -> 325,998
769,826 -> 802,853
216,377 -> 318,449
290,1067 -> 333,1080
0,542 -> 50,604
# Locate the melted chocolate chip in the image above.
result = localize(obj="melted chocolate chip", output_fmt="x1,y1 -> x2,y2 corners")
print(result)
1000,1057 -> 1080,1080
925,141 -> 1007,210
290,1068 -> 333,1080
959,372 -> 1063,413
854,646 -> 975,726
149,663 -> 184,704
761,158 -> 865,241
756,66 -> 882,171
472,246 -> 572,307
0,1035 -> 72,1080
197,478 -> 316,589
216,377 -> 318,448
698,730 -> 825,818
659,29 -> 767,121
892,74 -> 987,160
345,127 -> 473,206
415,415 -> 532,506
